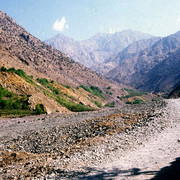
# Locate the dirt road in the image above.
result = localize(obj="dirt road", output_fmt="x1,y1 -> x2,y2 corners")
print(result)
81,99 -> 180,180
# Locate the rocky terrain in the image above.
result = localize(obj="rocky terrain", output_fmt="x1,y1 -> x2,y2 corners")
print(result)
92,37 -> 160,75
0,10 -> 125,94
45,30 -> 153,67
0,10 -> 135,115
105,31 -> 180,93
1,98 -> 179,179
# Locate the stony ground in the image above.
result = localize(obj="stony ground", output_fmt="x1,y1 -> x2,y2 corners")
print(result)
0,99 -> 179,179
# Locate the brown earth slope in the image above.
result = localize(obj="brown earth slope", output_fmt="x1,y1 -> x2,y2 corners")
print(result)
0,10 -> 126,97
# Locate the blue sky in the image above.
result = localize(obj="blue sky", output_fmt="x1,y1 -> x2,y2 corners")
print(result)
1,0 -> 180,41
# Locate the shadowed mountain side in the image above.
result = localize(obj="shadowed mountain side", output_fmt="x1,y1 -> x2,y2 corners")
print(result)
92,37 -> 160,75
105,31 -> 180,93
132,49 -> 180,93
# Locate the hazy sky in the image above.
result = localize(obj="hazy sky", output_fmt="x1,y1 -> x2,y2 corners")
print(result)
1,0 -> 180,41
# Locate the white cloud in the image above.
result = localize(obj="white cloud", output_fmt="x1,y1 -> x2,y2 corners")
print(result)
53,17 -> 69,32
109,27 -> 114,34
109,26 -> 122,34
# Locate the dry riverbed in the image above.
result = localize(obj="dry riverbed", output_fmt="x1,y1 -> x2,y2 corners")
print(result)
0,99 -> 180,179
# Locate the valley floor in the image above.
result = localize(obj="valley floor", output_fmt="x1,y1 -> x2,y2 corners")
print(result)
0,99 -> 180,179
81,99 -> 180,180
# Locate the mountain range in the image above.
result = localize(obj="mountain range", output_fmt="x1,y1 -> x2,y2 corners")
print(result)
1,8 -> 180,116
45,27 -> 180,94
105,31 -> 180,93
92,37 -> 161,75
45,30 -> 153,67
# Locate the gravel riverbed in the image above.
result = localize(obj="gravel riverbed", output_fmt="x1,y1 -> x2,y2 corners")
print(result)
0,99 -> 179,179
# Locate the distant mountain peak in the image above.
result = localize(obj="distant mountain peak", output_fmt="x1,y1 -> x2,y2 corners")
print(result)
45,29 -> 156,67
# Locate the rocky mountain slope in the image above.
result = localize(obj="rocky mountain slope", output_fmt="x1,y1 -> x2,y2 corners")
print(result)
0,10 -> 131,114
45,30 -> 153,67
105,31 -> 180,93
92,37 -> 160,75
134,49 -> 180,93
0,10 -> 125,90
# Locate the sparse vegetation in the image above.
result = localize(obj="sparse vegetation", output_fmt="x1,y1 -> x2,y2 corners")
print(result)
80,85 -> 104,98
122,88 -> 148,98
94,101 -> 102,108
161,94 -> 168,99
0,86 -> 38,117
0,66 -> 34,85
105,101 -> 115,107
57,96 -> 93,112
90,99 -> 102,108
62,85 -> 70,89
126,99 -> 143,104
0,67 -> 102,114
152,98 -> 160,101
37,78 -> 49,86
35,104 -> 46,115
106,91 -> 113,95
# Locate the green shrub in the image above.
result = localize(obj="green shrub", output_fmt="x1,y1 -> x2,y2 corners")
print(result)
80,85 -> 91,93
57,96 -> 93,112
126,101 -> 133,104
37,78 -> 49,86
28,75 -> 33,80
63,85 -> 70,89
133,99 -> 143,104
53,88 -> 60,95
80,85 -> 104,98
105,102 -> 115,107
0,66 -> 28,78
94,101 -> 102,108
0,86 -> 30,111
14,69 -> 27,77
22,103 -> 29,110
126,99 -> 143,104
35,104 -> 46,114
13,100 -> 21,109
90,86 -> 103,96
0,66 -> 7,72
122,88 -> 148,98
7,67 -> 16,72
47,84 -> 60,95
107,86 -> 111,89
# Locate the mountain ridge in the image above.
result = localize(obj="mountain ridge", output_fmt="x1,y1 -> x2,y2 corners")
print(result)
92,37 -> 161,75
45,30 -> 154,67
105,31 -> 180,93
